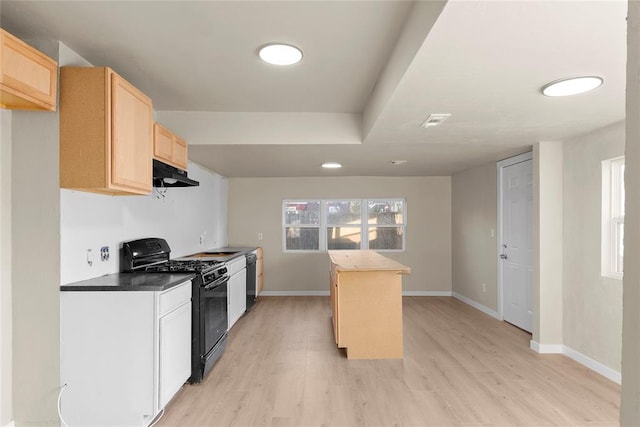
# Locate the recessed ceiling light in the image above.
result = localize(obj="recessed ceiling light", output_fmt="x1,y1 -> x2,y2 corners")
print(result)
421,113 -> 451,128
322,162 -> 342,169
258,43 -> 303,65
541,76 -> 603,97
390,160 -> 407,165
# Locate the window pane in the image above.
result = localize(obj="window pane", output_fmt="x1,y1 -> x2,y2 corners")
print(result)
284,201 -> 320,225
616,222 -> 624,273
368,200 -> 404,225
285,227 -> 319,250
620,163 -> 625,216
326,200 -> 361,225
368,227 -> 403,250
327,227 -> 361,250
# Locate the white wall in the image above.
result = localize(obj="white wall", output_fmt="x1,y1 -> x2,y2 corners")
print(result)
563,121 -> 624,372
532,141 -> 564,347
621,0 -> 640,422
60,161 -> 228,284
228,176 -> 452,294
451,161 -> 498,311
11,39 -> 61,425
0,109 -> 12,426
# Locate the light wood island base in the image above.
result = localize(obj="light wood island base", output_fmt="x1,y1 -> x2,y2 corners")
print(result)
328,250 -> 410,359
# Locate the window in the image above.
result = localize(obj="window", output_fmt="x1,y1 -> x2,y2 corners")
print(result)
367,199 -> 405,250
326,200 -> 362,250
283,199 -> 406,252
284,201 -> 320,251
602,157 -> 625,279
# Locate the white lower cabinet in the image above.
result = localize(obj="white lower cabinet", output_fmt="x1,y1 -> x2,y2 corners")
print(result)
158,301 -> 191,408
227,256 -> 247,330
60,280 -> 192,426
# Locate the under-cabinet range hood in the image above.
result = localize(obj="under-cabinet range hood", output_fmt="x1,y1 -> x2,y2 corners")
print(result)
153,159 -> 199,188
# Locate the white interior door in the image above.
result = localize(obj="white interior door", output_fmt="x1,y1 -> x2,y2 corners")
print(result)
499,156 -> 533,332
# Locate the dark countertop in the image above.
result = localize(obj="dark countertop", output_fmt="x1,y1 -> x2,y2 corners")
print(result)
176,246 -> 259,262
60,273 -> 195,292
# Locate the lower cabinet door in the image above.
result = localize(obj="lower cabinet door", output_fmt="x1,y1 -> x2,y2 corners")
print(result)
228,269 -> 247,329
158,301 -> 191,408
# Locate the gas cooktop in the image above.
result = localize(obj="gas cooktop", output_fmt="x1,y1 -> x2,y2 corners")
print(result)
142,259 -> 223,273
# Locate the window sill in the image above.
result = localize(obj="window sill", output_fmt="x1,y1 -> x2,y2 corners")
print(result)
602,273 -> 623,281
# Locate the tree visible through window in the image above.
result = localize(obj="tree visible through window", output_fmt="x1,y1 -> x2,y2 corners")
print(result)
284,201 -> 320,251
283,199 -> 406,252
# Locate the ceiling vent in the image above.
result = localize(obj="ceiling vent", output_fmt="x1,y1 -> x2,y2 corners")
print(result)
421,113 -> 451,128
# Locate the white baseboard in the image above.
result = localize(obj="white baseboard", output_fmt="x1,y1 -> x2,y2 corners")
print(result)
260,291 -> 330,296
3,421 -> 14,427
530,341 -> 621,384
452,292 -> 501,320
530,340 -> 563,354
563,346 -> 621,384
260,290 -> 454,297
402,291 -> 452,296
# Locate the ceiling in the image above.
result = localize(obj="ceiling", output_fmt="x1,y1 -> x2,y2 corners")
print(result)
0,0 -> 628,177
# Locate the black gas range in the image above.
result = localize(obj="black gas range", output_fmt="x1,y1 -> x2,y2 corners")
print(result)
122,238 -> 229,383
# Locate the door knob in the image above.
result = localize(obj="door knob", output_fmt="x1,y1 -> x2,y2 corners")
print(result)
500,253 -> 508,260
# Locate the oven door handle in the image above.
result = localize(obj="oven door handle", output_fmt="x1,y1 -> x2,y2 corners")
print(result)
204,274 -> 230,291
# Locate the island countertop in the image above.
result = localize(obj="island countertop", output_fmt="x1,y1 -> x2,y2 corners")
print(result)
328,250 -> 411,274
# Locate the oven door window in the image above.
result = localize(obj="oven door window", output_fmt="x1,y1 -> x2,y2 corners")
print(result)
202,282 -> 228,353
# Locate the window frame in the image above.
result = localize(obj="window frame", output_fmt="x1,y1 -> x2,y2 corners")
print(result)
325,199 -> 364,251
364,198 -> 406,252
282,200 -> 322,253
601,156 -> 625,280
282,198 -> 406,253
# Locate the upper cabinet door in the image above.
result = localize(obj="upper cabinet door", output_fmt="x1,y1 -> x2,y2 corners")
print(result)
111,73 -> 153,193
172,137 -> 188,170
0,28 -> 57,111
154,123 -> 174,164
153,122 -> 189,170
60,67 -> 153,195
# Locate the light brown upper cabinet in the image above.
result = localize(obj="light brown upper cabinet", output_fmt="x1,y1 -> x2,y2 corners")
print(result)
60,67 -> 153,195
154,123 -> 188,170
0,28 -> 58,112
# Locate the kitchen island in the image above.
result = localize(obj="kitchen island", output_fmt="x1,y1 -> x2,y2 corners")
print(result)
328,250 -> 411,359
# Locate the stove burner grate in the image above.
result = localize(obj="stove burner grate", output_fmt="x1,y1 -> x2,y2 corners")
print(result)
143,259 -> 222,273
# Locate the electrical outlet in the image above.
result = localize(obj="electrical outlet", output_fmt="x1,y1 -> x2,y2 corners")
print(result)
482,283 -> 486,293
87,249 -> 93,267
100,246 -> 110,261
258,232 -> 264,240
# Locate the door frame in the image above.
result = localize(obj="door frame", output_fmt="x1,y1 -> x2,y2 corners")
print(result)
496,151 -> 533,321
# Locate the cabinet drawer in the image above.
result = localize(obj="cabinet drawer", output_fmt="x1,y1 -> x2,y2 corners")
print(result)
159,281 -> 191,317
226,256 -> 246,276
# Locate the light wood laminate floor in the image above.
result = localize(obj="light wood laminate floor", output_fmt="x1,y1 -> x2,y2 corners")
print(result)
159,297 -> 620,426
